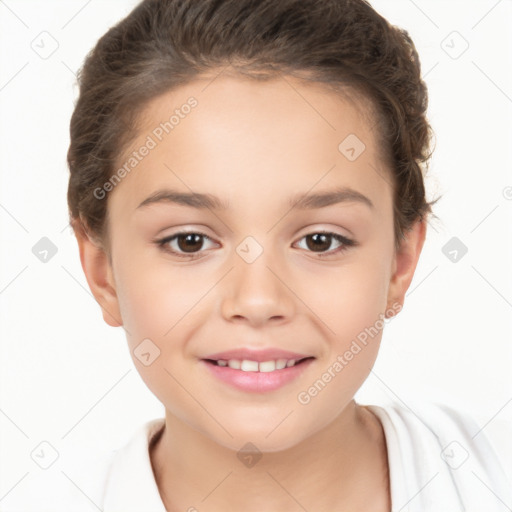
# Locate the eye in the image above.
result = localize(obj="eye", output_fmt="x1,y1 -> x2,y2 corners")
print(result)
295,231 -> 356,257
155,231 -> 217,259
155,230 -> 356,260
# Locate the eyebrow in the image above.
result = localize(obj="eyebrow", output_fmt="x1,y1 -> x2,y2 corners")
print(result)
290,187 -> 374,210
137,189 -> 228,210
136,186 -> 374,211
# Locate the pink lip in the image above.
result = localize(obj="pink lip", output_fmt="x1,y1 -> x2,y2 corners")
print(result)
200,357 -> 315,393
202,348 -> 312,363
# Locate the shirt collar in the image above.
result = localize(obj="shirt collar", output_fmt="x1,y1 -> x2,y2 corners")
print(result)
102,417 -> 166,512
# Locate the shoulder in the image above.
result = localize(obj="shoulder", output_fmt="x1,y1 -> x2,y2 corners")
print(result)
55,417 -> 166,512
100,417 -> 166,511
365,400 -> 512,512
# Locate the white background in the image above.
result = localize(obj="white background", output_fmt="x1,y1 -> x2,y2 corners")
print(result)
1,0 -> 511,509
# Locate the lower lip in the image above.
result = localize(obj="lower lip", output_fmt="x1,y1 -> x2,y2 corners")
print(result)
201,358 -> 315,393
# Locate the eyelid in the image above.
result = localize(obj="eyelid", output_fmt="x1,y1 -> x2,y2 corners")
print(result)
294,231 -> 356,258
155,228 -> 356,259
155,230 -> 218,259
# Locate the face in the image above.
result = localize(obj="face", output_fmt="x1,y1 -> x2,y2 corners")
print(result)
79,73 -> 425,452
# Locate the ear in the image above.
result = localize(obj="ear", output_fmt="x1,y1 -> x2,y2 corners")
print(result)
73,220 -> 123,328
386,218 -> 427,316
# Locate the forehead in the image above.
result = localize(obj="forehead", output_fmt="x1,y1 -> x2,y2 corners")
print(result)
109,73 -> 392,216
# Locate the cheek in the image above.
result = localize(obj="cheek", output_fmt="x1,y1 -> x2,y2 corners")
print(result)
112,258 -> 201,419
113,244 -> 199,345
294,264 -> 389,423
310,255 -> 391,341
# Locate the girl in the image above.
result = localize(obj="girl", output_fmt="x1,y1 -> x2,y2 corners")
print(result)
66,0 -> 510,510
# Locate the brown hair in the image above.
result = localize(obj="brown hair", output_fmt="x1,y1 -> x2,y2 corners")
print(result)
67,0 -> 437,253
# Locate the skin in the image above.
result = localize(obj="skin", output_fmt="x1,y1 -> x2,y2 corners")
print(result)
75,72 -> 426,512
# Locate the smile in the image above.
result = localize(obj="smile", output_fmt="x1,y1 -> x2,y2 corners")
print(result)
201,357 -> 315,392
208,357 -> 311,372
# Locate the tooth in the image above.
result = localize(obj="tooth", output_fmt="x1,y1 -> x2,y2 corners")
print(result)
223,358 -> 301,372
276,359 -> 288,370
241,360 -> 259,372
259,360 -> 277,372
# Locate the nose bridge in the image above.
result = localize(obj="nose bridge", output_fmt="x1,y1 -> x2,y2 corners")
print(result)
220,236 -> 294,324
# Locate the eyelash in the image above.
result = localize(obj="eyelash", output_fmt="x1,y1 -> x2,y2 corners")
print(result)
154,230 -> 356,260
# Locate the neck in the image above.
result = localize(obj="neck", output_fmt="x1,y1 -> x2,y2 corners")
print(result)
150,400 -> 390,512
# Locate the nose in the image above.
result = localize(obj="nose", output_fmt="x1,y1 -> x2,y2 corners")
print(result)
220,255 -> 295,327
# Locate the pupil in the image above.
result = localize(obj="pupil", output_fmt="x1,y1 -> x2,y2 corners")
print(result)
307,233 -> 330,252
178,233 -> 203,253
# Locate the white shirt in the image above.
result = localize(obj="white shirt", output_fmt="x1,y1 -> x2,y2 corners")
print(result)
366,402 -> 512,511
32,401 -> 512,512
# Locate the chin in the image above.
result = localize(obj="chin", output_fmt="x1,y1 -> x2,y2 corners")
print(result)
206,418 -> 314,454
217,432 -> 303,455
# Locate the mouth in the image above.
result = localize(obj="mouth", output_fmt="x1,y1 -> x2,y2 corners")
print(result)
202,356 -> 315,372
200,356 -> 316,393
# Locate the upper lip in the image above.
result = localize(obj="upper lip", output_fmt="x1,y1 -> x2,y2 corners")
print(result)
202,348 -> 314,363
